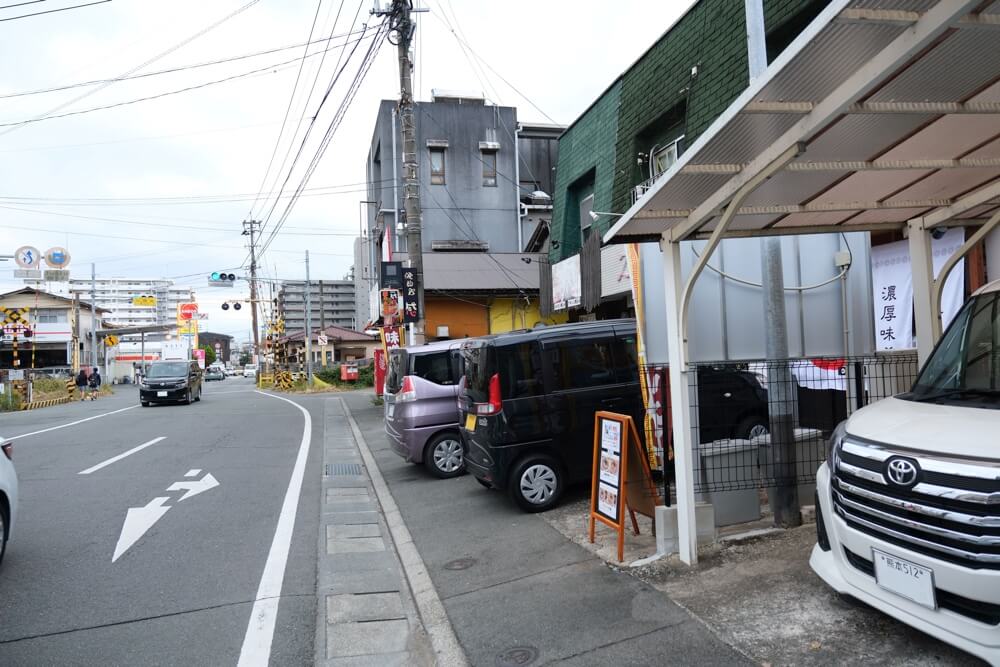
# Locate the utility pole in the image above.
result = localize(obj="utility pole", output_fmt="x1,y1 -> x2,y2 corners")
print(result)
243,220 -> 262,366
90,263 -> 97,371
304,250 -> 313,387
745,0 -> 800,527
375,0 -> 427,344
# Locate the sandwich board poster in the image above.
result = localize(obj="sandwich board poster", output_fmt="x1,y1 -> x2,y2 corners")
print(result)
589,412 -> 661,562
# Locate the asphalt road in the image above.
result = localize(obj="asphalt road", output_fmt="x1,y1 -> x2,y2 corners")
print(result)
0,378 -> 322,666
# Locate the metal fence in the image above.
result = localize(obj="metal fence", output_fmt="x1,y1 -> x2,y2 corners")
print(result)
639,353 -> 919,510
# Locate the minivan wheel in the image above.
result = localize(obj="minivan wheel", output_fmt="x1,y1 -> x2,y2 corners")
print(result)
509,455 -> 562,513
424,433 -> 465,479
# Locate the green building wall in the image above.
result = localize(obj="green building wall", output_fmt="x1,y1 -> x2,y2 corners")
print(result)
549,80 -> 621,263
551,0 -> 828,256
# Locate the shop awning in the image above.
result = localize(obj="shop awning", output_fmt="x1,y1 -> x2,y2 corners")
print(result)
604,0 -> 1000,245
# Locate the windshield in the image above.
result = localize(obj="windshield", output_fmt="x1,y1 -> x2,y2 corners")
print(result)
906,292 -> 1000,406
147,362 -> 189,378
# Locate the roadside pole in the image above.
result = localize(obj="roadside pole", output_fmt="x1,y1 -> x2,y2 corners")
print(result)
746,0 -> 800,527
304,250 -> 313,387
90,263 -> 97,371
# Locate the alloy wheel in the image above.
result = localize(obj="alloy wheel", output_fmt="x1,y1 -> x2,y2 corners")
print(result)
520,464 -> 557,505
748,424 -> 769,439
432,439 -> 463,474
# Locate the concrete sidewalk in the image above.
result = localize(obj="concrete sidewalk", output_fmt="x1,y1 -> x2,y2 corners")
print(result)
316,397 -> 438,666
342,391 -> 751,666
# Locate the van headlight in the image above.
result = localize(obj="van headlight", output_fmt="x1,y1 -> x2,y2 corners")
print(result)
827,421 -> 847,472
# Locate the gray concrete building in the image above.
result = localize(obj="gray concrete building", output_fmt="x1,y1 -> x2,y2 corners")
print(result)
360,91 -> 563,325
277,280 -> 356,333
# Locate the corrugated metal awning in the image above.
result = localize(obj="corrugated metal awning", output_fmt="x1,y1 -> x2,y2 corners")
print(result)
605,0 -> 1000,245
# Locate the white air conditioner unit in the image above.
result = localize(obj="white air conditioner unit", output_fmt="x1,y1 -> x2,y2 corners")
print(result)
436,326 -> 449,338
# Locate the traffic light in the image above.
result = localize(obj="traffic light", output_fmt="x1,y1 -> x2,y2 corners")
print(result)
208,272 -> 237,287
221,302 -> 229,311
221,301 -> 243,311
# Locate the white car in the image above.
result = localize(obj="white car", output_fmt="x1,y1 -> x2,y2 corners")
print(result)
0,436 -> 17,567
811,278 -> 1000,665
243,365 -> 257,378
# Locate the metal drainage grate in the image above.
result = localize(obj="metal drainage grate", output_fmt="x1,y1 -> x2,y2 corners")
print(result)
325,463 -> 363,476
495,646 -> 539,667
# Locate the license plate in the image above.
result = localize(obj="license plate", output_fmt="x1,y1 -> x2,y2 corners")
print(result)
872,548 -> 936,609
157,391 -> 168,397
465,413 -> 477,431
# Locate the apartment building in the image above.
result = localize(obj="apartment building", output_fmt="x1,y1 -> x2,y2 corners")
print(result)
68,278 -> 193,327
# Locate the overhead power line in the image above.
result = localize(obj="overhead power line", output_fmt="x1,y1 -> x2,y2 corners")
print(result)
255,15 -> 384,259
0,38 -> 369,129
246,0 -> 331,221
0,1 -> 46,11
0,28 -> 369,100
0,0 -> 261,138
0,0 -> 108,23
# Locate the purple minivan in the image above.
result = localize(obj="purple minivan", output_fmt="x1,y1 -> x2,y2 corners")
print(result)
384,341 -> 466,478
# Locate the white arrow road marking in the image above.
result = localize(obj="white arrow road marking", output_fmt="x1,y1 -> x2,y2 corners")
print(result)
112,497 -> 171,563
78,437 -> 166,475
166,473 -> 219,502
185,469 -> 201,477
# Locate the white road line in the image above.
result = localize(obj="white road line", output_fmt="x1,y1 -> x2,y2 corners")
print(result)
78,436 -> 167,475
237,391 -> 313,667
9,404 -> 139,440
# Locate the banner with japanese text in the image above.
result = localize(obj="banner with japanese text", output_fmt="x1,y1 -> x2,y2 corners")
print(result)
870,229 -> 964,351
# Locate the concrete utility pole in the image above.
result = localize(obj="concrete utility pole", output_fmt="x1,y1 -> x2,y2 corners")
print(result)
304,250 -> 313,387
243,220 -> 262,364
90,263 -> 97,370
376,0 -> 427,344
745,0 -> 800,527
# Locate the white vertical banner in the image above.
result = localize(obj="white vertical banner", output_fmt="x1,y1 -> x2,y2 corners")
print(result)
870,230 -> 965,351
871,241 -> 914,350
931,227 -> 965,331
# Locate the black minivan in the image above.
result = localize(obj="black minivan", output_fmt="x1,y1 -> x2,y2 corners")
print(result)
460,319 -> 646,512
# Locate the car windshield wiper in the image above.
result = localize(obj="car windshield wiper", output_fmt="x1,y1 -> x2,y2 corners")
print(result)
911,387 -> 1000,402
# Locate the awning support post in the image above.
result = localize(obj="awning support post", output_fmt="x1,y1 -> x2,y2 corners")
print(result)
907,219 -> 938,366
660,238 -> 698,565
909,207 -> 1000,365
661,143 -> 802,566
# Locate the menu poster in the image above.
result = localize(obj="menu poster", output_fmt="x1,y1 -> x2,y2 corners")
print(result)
594,415 -> 625,523
599,451 -> 620,486
597,482 -> 619,520
601,419 -> 621,456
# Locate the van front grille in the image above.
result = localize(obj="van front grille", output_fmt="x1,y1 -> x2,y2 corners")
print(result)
832,439 -> 1000,571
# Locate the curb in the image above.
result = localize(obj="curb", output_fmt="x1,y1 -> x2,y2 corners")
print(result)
21,396 -> 73,411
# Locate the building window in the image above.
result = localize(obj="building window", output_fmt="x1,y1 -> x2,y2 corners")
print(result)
481,150 -> 497,187
430,148 -> 446,185
35,309 -> 67,323
579,194 -> 595,246
651,136 -> 683,176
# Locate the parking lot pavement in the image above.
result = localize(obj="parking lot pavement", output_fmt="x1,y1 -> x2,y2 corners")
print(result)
621,521 -> 986,666
341,391 -> 751,666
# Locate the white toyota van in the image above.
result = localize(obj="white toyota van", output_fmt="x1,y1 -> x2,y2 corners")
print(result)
811,278 -> 1000,663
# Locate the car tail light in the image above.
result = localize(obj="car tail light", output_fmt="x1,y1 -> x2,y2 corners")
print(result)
475,373 -> 502,415
1,442 -> 12,461
397,376 -> 417,402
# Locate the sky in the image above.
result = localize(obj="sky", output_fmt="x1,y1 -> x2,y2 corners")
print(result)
0,0 -> 694,341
